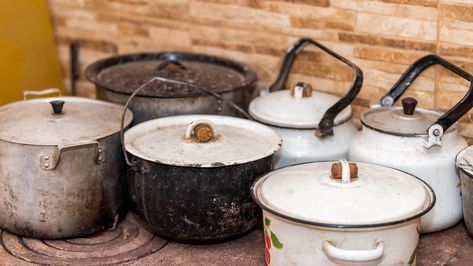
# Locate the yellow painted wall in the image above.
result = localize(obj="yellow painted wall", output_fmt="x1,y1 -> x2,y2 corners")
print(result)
0,0 -> 63,105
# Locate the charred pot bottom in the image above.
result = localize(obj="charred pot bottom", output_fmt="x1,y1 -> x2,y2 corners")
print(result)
127,155 -> 273,243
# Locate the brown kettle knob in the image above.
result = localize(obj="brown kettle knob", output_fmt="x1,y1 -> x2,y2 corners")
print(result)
331,162 -> 358,180
402,97 -> 417,115
291,82 -> 313,98
50,100 -> 65,115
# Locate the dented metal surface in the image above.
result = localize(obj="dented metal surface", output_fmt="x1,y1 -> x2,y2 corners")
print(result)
0,132 -> 129,239
127,155 -> 273,243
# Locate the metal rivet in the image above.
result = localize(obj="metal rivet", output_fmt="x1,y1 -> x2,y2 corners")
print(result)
98,156 -> 103,161
98,148 -> 103,153
44,163 -> 50,168
44,156 -> 49,160
433,129 -> 440,136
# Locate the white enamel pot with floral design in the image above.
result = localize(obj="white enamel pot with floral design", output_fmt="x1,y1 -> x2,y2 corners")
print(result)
249,38 -> 363,169
251,161 -> 435,266
348,55 -> 473,233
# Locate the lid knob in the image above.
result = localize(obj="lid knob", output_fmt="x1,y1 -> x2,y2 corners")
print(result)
50,100 -> 65,115
194,124 -> 213,143
185,120 -> 216,143
291,82 -> 312,98
331,161 -> 358,183
401,97 -> 418,115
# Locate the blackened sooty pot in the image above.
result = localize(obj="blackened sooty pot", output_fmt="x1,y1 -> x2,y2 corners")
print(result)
122,115 -> 281,243
85,52 -> 257,124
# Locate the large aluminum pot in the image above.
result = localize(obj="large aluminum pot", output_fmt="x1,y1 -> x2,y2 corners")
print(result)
251,161 -> 435,266
249,38 -> 363,169
349,54 -> 473,233
122,114 -> 281,243
456,146 -> 473,237
0,89 -> 133,238
85,52 -> 256,124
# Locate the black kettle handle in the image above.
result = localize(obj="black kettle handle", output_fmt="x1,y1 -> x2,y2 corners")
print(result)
380,54 -> 473,148
269,38 -> 363,137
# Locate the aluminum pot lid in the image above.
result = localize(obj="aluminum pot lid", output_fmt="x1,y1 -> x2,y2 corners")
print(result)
456,146 -> 473,176
248,87 -> 352,129
0,97 -> 133,146
124,115 -> 282,168
252,161 -> 434,226
362,97 -> 458,136
85,52 -> 256,98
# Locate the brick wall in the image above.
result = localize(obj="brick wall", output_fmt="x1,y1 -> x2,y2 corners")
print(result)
48,0 -> 473,140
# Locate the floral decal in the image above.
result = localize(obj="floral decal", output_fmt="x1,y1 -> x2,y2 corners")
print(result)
264,217 -> 283,265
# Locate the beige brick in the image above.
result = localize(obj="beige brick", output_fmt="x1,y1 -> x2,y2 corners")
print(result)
354,46 -> 429,65
189,1 -> 291,29
356,13 -> 437,41
331,0 -> 437,20
266,0 -> 330,7
381,0 -> 438,8
438,42 -> 473,58
440,3 -> 473,22
338,33 -> 436,52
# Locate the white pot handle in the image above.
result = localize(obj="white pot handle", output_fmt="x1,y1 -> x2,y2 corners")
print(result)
322,240 -> 384,262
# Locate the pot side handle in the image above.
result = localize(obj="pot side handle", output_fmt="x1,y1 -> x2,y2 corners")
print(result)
268,38 -> 363,137
322,240 -> 384,263
40,141 -> 102,170
23,88 -> 62,100
380,55 -> 473,148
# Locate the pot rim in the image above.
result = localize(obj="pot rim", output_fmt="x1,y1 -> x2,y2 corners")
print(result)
456,146 -> 473,179
124,115 -> 282,168
360,106 -> 459,137
251,113 -> 353,130
250,161 -> 436,229
85,51 -> 257,99
0,96 -> 134,146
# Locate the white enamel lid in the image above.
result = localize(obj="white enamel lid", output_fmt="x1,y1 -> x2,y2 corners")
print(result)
361,107 -> 458,136
124,115 -> 282,167
248,89 -> 352,128
252,161 -> 435,226
0,97 -> 133,146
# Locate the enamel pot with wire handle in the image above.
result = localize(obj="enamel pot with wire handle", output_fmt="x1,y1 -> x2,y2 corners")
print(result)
251,160 -> 435,265
0,89 -> 133,238
349,54 -> 473,233
119,79 -> 281,243
249,37 -> 363,169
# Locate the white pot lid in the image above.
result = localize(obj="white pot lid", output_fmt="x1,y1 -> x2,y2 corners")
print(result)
124,115 -> 282,167
0,97 -> 133,146
252,161 -> 435,227
248,89 -> 352,129
362,98 -> 458,136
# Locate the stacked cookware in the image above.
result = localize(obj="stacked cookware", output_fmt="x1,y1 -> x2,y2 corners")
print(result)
2,37 -> 473,265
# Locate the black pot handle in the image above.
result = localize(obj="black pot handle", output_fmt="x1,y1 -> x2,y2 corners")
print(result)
379,54 -> 473,148
120,77 -> 252,167
269,38 -> 363,137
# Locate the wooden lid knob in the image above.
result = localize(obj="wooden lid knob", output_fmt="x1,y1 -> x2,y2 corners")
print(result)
291,82 -> 313,98
193,124 -> 213,143
402,97 -> 418,115
331,162 -> 358,180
